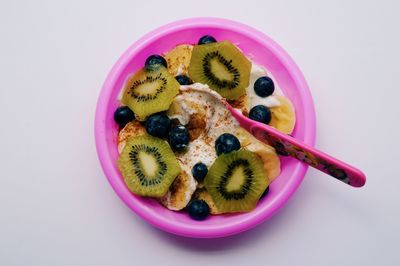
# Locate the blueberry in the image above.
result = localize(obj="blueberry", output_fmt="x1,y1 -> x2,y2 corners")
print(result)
187,200 -> 210,221
144,54 -> 167,68
168,125 -> 189,151
145,113 -> 171,138
114,106 -> 135,128
254,76 -> 275,97
192,162 -> 208,182
249,105 -> 272,124
215,133 -> 241,155
175,75 -> 193,85
260,186 -> 270,199
198,35 -> 217,45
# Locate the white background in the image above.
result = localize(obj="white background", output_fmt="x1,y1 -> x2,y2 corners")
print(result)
1,0 -> 399,265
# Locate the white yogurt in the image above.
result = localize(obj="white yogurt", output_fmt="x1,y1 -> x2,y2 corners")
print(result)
172,84 -> 241,171
246,63 -> 282,108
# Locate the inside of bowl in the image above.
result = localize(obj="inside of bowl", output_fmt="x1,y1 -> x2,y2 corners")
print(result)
99,21 -> 314,236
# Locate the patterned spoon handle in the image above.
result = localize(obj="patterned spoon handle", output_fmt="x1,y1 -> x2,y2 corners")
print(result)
250,123 -> 365,187
225,104 -> 366,188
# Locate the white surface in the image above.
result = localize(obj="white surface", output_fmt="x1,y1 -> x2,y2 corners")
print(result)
0,0 -> 399,265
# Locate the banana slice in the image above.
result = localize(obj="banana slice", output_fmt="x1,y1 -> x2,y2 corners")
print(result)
164,44 -> 193,76
159,170 -> 197,211
236,127 -> 253,147
193,188 -> 221,215
117,121 -> 146,153
269,95 -> 296,134
246,141 -> 281,181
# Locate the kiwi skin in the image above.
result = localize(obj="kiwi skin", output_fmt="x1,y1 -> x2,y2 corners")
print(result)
188,41 -> 251,100
118,135 -> 181,197
204,149 -> 268,213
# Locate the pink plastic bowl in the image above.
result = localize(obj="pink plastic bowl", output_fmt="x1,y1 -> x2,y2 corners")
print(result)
95,17 -> 316,238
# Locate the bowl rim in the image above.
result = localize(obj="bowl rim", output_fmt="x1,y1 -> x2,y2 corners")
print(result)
95,17 -> 316,238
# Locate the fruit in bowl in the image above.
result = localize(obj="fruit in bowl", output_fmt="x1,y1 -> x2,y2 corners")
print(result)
95,18 -> 316,238
115,34 -> 296,220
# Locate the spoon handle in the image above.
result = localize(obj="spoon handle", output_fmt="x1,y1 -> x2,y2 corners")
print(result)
250,123 -> 366,187
212,90 -> 366,188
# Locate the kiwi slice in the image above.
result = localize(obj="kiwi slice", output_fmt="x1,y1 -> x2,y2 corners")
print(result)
204,149 -> 268,213
188,41 -> 251,100
118,135 -> 180,197
121,66 -> 180,120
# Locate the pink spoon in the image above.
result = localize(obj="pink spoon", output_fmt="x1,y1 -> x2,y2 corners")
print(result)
221,100 -> 366,188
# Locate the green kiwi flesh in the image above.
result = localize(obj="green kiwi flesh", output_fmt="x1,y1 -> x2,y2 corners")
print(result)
188,41 -> 251,100
121,66 -> 180,120
204,149 -> 268,213
118,135 -> 181,197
